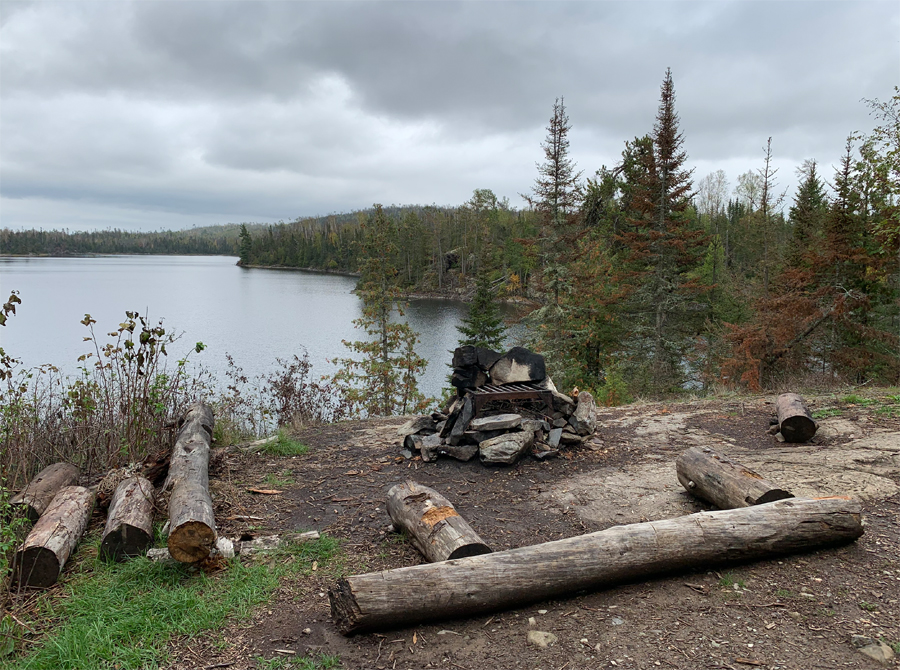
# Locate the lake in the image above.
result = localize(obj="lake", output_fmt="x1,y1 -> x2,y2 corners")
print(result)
0,255 -> 520,401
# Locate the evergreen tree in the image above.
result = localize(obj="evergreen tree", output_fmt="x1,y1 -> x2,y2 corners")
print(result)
456,273 -> 507,351
238,223 -> 252,265
786,160 -> 828,266
332,205 -> 429,416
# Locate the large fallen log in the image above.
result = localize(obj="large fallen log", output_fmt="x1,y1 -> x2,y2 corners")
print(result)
100,476 -> 155,561
330,497 -> 863,635
776,393 -> 817,442
164,403 -> 216,563
676,446 -> 794,509
10,462 -> 80,523
386,481 -> 491,562
13,486 -> 95,587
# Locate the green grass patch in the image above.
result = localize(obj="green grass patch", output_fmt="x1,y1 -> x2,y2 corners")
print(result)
718,572 -> 745,589
859,600 -> 879,612
4,535 -> 340,670
255,654 -> 341,669
812,407 -> 842,419
260,431 -> 310,457
841,394 -> 876,406
775,589 -> 793,598
264,470 -> 296,488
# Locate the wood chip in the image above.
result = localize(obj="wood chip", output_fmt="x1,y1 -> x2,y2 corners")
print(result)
247,488 -> 283,495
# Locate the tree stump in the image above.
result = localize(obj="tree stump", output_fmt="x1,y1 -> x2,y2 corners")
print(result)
776,393 -> 817,442
10,463 -> 80,523
330,497 -> 863,635
386,481 -> 491,562
13,486 -> 95,587
676,446 -> 794,509
164,403 -> 216,563
100,476 -> 155,561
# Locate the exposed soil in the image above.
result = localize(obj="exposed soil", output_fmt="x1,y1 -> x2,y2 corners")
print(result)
168,393 -> 900,670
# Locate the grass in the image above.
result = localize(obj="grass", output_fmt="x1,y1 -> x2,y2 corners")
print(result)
859,601 -> 879,612
260,431 -> 310,457
255,654 -> 341,669
2,535 -> 341,670
718,572 -> 745,589
812,407 -> 842,419
264,470 -> 296,488
775,589 -> 793,598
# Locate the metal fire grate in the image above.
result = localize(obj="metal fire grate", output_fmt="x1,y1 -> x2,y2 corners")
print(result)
466,382 -> 554,416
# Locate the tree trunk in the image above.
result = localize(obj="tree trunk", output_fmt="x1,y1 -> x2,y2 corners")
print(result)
776,393 -> 818,442
164,403 -> 216,563
387,481 -> 491,562
676,446 -> 793,509
330,497 -> 862,635
14,486 -> 95,587
10,462 -> 80,523
100,476 -> 155,561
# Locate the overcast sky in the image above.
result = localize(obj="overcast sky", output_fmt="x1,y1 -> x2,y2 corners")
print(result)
1,0 -> 897,232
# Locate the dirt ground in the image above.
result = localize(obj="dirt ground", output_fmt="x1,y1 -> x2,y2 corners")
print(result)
169,392 -> 900,670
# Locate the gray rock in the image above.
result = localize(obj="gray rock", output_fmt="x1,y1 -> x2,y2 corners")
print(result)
421,433 -> 443,448
560,430 -> 585,445
400,448 -> 414,459
526,630 -> 557,649
532,447 -> 559,460
470,413 -> 522,431
449,395 -> 476,445
852,635 -> 895,664
571,391 -> 597,436
440,444 -> 479,462
610,617 -> 625,626
397,415 -> 435,437
404,434 -> 423,451
476,347 -> 503,370
420,433 -> 444,462
521,419 -> 544,434
480,431 -> 534,465
464,429 -> 505,444
489,346 -> 547,384
548,428 -> 563,448
553,417 -> 568,428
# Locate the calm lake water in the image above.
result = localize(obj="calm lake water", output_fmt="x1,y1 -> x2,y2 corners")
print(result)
0,255 -> 519,400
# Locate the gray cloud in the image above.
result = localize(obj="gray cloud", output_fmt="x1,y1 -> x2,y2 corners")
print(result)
1,0 -> 897,231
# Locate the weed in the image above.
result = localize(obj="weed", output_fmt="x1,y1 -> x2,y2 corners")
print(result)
859,601 -> 879,612
261,431 -> 310,457
775,589 -> 793,598
889,640 -> 900,655
718,572 -> 745,589
841,394 -> 876,406
263,470 -> 296,489
812,407 -> 842,419
255,654 -> 342,669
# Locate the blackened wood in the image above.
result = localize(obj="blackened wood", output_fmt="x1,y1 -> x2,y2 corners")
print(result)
13,486 -> 95,587
776,393 -> 817,442
100,476 -> 155,561
386,481 -> 491,562
330,497 -> 863,635
164,403 -> 216,563
10,463 -> 80,523
676,447 -> 794,509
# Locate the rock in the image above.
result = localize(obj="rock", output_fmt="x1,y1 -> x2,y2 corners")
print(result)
215,536 -> 235,559
532,447 -> 559,460
480,431 -> 534,465
548,428 -> 563,448
610,617 -> 625,626
449,395 -> 476,445
852,635 -> 895,664
559,430 -> 585,445
452,346 -> 479,368
470,414 -> 522,431
434,420 -> 446,434
489,347 -> 547,385
404,434 -> 423,451
526,630 -> 557,649
420,433 -> 444,462
440,444 -> 479,462
464,429 -> 505,444
553,417 -> 568,428
400,449 -> 414,459
528,617 -> 537,626
476,347 -> 503,370
397,416 -> 435,437
521,419 -> 544,434
441,398 -> 466,437
571,391 -> 597,436
547,388 -> 576,415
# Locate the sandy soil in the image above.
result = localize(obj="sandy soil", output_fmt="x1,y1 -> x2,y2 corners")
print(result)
168,392 -> 900,670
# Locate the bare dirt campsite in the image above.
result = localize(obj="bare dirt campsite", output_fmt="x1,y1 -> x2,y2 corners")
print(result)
148,391 -> 900,670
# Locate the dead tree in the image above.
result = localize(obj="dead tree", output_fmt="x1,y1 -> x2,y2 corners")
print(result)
330,497 -> 862,634
164,403 -> 216,563
100,476 -> 155,561
676,447 -> 793,509
14,486 -> 95,587
10,463 -> 80,523
776,393 -> 817,442
386,481 -> 491,562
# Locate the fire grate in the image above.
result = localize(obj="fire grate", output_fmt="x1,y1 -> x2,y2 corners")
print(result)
465,382 -> 554,417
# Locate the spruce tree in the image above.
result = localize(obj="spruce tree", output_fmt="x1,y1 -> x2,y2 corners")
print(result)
786,160 -> 828,267
238,224 -> 252,266
456,273 -> 506,351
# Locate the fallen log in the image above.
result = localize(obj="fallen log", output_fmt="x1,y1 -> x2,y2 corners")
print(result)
13,486 -> 95,587
10,462 -> 80,523
776,393 -> 817,442
100,476 -> 155,561
164,403 -> 216,563
386,481 -> 491,562
676,446 -> 794,509
330,497 -> 863,635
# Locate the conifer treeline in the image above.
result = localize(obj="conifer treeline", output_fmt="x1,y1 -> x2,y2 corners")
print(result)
0,226 -> 241,256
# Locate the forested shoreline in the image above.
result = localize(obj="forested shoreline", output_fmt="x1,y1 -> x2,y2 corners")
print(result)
3,76 -> 898,398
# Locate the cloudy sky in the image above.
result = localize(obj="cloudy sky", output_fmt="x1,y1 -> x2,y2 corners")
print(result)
1,1 -> 897,232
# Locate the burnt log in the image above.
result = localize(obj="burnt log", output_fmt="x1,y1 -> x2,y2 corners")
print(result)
676,447 -> 794,509
164,403 -> 217,563
100,476 -> 155,561
330,497 -> 863,635
386,481 -> 491,562
776,393 -> 817,442
13,486 -> 95,587
10,463 -> 80,523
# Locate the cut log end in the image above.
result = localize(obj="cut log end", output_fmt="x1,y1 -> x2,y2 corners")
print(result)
14,546 -> 61,588
447,543 -> 492,560
754,489 -> 795,505
100,524 -> 152,562
780,416 -> 817,443
168,522 -> 217,563
329,579 -> 364,636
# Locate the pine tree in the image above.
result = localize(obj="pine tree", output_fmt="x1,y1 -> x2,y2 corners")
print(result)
456,273 -> 506,351
332,205 -> 430,416
786,160 -> 828,266
238,224 -> 252,266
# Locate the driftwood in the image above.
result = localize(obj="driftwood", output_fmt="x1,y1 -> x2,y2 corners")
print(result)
776,393 -> 817,442
100,476 -> 155,561
10,463 -> 80,523
676,447 -> 794,509
164,403 -> 216,563
13,486 -> 95,587
330,497 -> 863,635
386,481 -> 491,562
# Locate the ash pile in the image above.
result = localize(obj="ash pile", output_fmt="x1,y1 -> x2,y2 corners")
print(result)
399,345 -> 597,465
